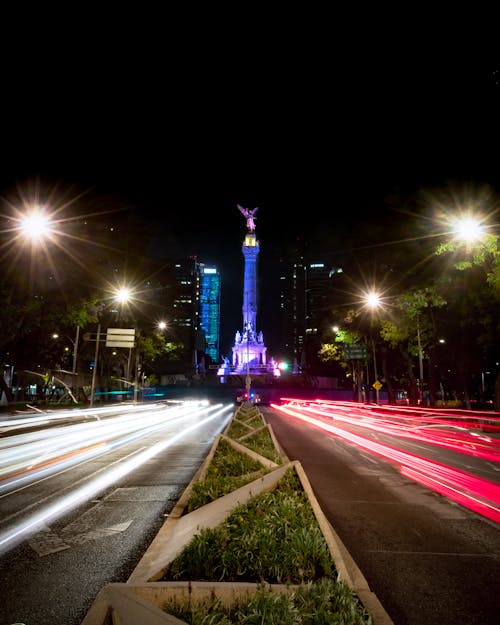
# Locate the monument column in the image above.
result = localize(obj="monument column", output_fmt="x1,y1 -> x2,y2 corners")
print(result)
226,204 -> 275,377
242,234 -> 259,333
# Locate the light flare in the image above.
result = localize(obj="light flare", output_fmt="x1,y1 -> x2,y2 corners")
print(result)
452,217 -> 485,243
19,209 -> 53,242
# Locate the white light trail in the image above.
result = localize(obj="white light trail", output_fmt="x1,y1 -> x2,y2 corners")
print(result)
0,403 -> 233,555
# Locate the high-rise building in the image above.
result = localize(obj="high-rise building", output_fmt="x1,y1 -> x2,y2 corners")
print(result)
278,244 -> 344,373
172,256 -> 199,333
199,266 -> 221,364
277,239 -> 307,366
171,257 -> 221,370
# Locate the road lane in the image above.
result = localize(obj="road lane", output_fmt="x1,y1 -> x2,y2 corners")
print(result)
0,400 -> 233,625
263,404 -> 500,625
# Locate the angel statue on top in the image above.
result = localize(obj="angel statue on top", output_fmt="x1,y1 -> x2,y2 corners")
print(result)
237,204 -> 258,232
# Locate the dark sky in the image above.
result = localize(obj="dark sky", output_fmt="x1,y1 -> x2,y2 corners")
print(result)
2,63 -> 498,236
2,59 -> 499,357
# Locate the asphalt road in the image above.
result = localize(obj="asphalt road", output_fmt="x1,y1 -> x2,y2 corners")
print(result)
262,406 -> 500,625
2,399 -> 499,625
0,401 -> 233,625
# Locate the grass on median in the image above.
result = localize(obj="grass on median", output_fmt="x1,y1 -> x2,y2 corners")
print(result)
162,407 -> 373,624
162,467 -> 372,623
164,468 -> 335,584
185,437 -> 269,513
236,426 -> 283,464
163,578 -> 373,625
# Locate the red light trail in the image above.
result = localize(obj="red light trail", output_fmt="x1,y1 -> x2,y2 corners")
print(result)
272,400 -> 500,524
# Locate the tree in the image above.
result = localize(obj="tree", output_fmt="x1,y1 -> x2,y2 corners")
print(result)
436,232 -> 500,409
379,288 -> 446,406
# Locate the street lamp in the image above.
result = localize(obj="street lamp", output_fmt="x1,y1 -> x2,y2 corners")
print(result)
364,291 -> 382,404
452,217 -> 485,244
115,287 -> 132,303
19,208 -> 54,243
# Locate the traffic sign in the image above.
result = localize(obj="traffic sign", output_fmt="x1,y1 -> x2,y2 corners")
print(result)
105,328 -> 135,348
372,380 -> 382,391
344,343 -> 368,360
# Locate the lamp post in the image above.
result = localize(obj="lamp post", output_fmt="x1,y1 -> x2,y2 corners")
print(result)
416,314 -> 424,386
89,287 -> 132,408
89,323 -> 101,408
72,325 -> 80,378
365,291 -> 382,404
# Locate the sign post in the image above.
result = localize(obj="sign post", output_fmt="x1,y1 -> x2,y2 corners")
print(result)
89,328 -> 136,408
344,344 -> 368,403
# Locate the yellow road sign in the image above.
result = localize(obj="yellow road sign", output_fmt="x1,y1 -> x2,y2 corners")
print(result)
372,380 -> 382,391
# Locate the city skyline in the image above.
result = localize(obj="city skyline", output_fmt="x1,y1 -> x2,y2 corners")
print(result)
2,63 -> 499,363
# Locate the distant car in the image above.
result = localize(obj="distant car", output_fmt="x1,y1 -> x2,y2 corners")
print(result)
235,390 -> 261,405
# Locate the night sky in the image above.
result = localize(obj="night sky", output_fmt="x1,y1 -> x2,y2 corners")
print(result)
1,59 -> 499,358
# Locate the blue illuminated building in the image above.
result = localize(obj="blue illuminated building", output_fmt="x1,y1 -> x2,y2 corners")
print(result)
199,265 -> 221,363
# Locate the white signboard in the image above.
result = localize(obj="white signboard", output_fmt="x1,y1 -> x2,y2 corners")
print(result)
106,328 -> 135,348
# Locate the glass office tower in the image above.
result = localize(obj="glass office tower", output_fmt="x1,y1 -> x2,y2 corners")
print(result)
199,266 -> 221,364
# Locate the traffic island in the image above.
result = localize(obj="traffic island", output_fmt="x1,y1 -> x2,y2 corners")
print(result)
81,403 -> 394,624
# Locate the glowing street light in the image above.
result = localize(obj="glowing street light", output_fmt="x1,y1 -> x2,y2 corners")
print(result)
452,217 -> 485,243
365,291 -> 382,309
19,208 -> 54,243
115,287 -> 132,303
363,290 -> 382,403
158,321 -> 167,331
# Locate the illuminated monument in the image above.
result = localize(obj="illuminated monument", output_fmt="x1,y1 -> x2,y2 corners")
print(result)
219,205 -> 279,379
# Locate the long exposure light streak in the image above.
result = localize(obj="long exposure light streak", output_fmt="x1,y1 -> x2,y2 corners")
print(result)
0,402 -> 224,492
294,402 -> 500,463
0,402 -> 140,430
0,402 -> 210,484
0,402 -> 233,556
272,402 -> 500,524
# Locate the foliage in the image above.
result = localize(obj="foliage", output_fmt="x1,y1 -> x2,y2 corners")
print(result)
318,342 -> 344,364
186,438 -> 268,512
136,331 -> 182,367
436,233 -> 500,295
163,468 -> 335,584
317,328 -> 362,366
380,287 -> 446,357
227,418 -> 260,439
237,427 -> 283,464
163,579 -> 373,624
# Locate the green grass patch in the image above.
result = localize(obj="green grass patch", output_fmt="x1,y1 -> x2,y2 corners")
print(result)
163,579 -> 373,624
237,407 -> 262,423
227,415 -> 266,439
241,414 -> 263,429
163,468 -> 335,584
227,419 -> 254,439
185,437 -> 268,512
240,427 -> 282,464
